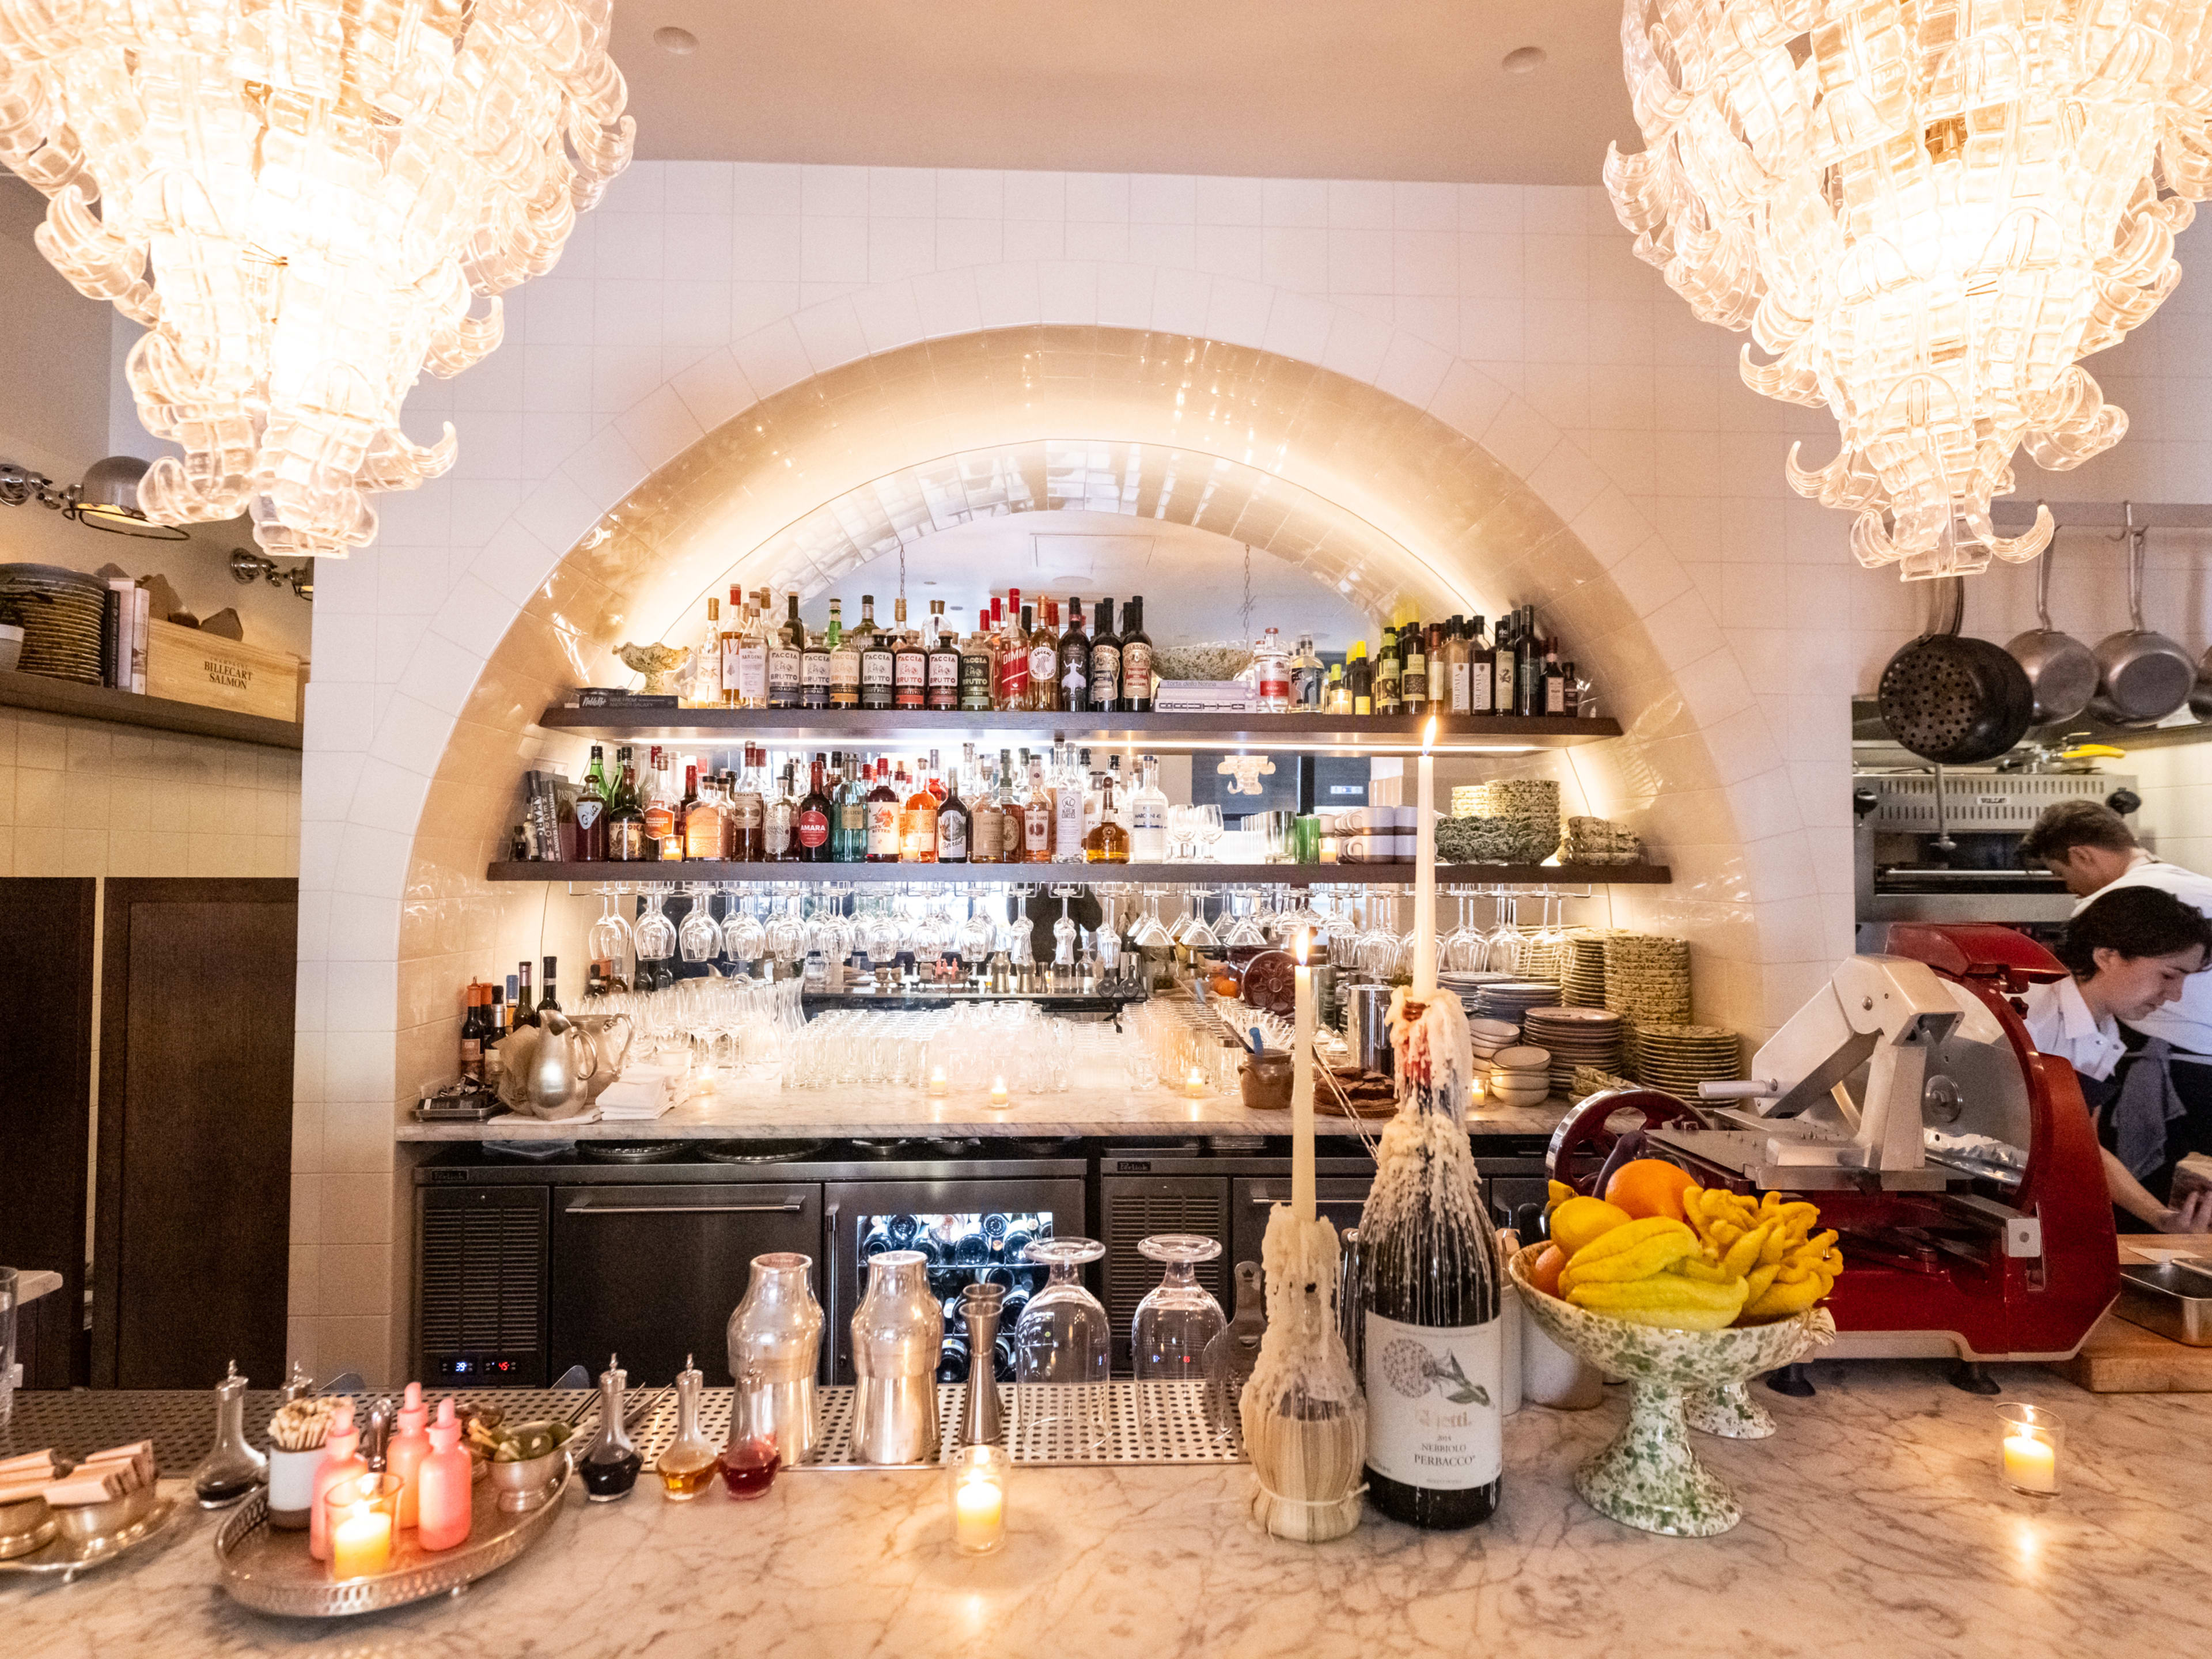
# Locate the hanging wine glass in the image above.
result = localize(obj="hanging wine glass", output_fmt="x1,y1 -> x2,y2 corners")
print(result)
587,886 -> 634,968
1180,885 -> 1220,952
678,884 -> 722,964
634,885 -> 678,962
722,887 -> 767,969
1486,890 -> 1527,976
765,892 -> 808,975
1224,887 -> 1268,951
1130,888 -> 1173,949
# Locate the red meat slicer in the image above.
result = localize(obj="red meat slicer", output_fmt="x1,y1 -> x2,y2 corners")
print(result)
1548,924 -> 2119,1390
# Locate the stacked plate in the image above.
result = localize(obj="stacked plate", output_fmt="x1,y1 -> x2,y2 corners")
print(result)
0,564 -> 108,684
1565,815 -> 1644,866
1487,1044 -> 1553,1107
1524,1006 -> 1625,1097
1467,1017 -> 1521,1066
1570,1064 -> 1637,1104
1562,933 -> 1609,1007
1475,979 -> 1560,1033
1467,778 -> 1562,863
1600,933 -> 1692,1070
1633,1024 -> 1741,1098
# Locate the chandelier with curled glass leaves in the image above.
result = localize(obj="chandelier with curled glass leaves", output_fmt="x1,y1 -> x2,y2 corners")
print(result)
0,0 -> 632,561
1606,1 -> 2212,579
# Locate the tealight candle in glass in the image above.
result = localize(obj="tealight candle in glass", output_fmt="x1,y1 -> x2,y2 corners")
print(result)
1996,1402 -> 2062,1495
929,1066 -> 949,1097
948,1444 -> 1008,1555
1184,1065 -> 1207,1098
989,1075 -> 1009,1107
325,1474 -> 402,1580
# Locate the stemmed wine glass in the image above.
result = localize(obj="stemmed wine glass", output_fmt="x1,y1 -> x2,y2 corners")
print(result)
588,887 -> 635,974
1443,887 -> 1488,972
721,887 -> 767,971
1013,1238 -> 1112,1454
1486,890 -> 1528,976
1223,887 -> 1268,951
1179,886 -> 1220,952
678,883 -> 722,964
633,885 -> 677,963
1131,1234 -> 1226,1434
764,892 -> 808,979
1130,888 -> 1173,949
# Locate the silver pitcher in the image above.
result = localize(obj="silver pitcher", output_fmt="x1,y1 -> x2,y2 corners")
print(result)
850,1251 -> 942,1464
569,1012 -> 635,1094
727,1252 -> 823,1465
505,1008 -> 600,1118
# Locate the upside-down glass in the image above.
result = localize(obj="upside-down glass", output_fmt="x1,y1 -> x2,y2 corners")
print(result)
678,887 -> 722,964
633,888 -> 677,963
1012,1238 -> 1111,1455
1131,1234 -> 1226,1433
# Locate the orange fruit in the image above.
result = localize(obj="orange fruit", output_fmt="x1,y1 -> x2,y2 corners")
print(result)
1529,1245 -> 1566,1298
1604,1159 -> 1697,1222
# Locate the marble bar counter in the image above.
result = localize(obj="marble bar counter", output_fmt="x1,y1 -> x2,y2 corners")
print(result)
7,1362 -> 2208,1658
396,1084 -> 1567,1141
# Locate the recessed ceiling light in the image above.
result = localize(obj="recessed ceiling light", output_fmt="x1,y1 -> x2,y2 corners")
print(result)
1502,45 -> 1546,74
653,25 -> 698,55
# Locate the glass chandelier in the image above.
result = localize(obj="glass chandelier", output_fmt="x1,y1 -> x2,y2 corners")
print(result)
1606,1 -> 2212,578
0,1 -> 633,560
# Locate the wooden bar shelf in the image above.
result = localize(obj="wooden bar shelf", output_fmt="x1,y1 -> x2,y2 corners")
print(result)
0,668 -> 302,751
486,859 -> 1672,885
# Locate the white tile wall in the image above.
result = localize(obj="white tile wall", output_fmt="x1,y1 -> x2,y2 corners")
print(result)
278,161 -> 2212,1383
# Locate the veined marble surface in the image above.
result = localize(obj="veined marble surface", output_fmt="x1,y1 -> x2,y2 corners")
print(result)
8,1363 -> 2207,1658
396,1085 -> 1565,1141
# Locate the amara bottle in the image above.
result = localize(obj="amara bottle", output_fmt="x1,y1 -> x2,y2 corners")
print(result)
1358,992 -> 1502,1530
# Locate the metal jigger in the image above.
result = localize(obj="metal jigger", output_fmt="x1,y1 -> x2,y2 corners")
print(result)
958,1282 -> 1007,1446
191,1359 -> 268,1509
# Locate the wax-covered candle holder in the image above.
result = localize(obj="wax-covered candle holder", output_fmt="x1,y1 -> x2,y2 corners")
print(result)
948,1443 -> 1008,1554
324,1474 -> 402,1581
1996,1402 -> 2062,1496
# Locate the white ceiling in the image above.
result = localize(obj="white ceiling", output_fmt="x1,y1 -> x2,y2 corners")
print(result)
612,1 -> 1638,185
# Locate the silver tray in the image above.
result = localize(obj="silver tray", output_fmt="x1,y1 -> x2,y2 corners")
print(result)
215,1460 -> 571,1617
2116,1259 -> 2212,1346
0,1494 -> 183,1581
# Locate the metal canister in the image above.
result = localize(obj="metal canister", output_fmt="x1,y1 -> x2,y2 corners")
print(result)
851,1251 -> 944,1464
1348,983 -> 1394,1075
1337,1226 -> 1364,1376
728,1252 -> 824,1465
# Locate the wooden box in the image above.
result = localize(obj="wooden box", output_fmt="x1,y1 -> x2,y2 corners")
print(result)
145,619 -> 303,722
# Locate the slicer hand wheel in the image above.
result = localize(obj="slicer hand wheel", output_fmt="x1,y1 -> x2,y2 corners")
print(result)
1545,1088 -> 1705,1196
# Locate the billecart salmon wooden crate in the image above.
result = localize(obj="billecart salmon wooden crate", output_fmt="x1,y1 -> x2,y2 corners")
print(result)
145,620 -> 303,722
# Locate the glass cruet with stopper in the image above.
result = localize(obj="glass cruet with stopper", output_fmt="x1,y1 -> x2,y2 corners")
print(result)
656,1355 -> 721,1499
579,1354 -> 643,1502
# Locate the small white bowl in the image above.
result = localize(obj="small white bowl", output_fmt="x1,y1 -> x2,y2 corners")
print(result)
1493,1044 -> 1552,1071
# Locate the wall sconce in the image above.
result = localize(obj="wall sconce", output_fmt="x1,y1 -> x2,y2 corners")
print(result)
1,454 -> 190,540
229,548 -> 314,602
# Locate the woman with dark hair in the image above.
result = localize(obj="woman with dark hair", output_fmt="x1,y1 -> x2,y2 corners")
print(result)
2024,885 -> 2212,1233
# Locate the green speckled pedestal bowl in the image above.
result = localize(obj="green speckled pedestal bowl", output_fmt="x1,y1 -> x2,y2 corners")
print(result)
1509,1245 -> 1835,1537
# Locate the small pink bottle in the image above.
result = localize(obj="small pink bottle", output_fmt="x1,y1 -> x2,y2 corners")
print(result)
415,1399 -> 473,1552
307,1400 -> 365,1562
386,1383 -> 432,1529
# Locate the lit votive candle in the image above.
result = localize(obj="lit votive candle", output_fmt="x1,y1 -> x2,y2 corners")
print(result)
325,1474 -> 402,1580
929,1066 -> 950,1097
948,1445 -> 1007,1555
1184,1065 -> 1208,1098
1996,1402 -> 2061,1495
989,1075 -> 1009,1108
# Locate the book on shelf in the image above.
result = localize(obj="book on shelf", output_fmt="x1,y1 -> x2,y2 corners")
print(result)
575,687 -> 680,710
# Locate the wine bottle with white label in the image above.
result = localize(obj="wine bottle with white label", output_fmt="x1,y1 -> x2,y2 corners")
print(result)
1358,988 -> 1502,1529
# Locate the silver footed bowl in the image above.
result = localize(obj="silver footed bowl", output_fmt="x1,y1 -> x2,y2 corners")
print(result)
1509,1243 -> 1834,1537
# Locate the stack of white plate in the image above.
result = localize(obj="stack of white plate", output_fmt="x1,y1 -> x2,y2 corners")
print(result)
1487,1044 -> 1553,1107
1634,1024 -> 1741,1097
1467,1017 -> 1521,1066
1476,979 -> 1560,1033
1600,933 -> 1692,1071
1524,1006 -> 1625,1097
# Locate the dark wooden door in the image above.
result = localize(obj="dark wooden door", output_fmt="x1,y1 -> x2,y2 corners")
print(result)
93,878 -> 297,1388
0,878 -> 96,1388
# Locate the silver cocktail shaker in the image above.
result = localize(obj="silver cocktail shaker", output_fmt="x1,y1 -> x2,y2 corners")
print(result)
851,1251 -> 943,1464
728,1252 -> 825,1465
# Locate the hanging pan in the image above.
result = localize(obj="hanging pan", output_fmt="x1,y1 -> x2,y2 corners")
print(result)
2090,507 -> 2194,726
1877,577 -> 2036,765
2002,522 -> 2098,725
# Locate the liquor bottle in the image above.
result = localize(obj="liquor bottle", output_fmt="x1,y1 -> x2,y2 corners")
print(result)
824,600 -> 859,709
731,594 -> 768,710
1561,660 -> 1581,717
1374,628 -> 1403,715
1129,754 -> 1168,863
858,596 -> 895,710
686,596 -> 720,708
1346,641 -> 1373,715
1028,603 -> 1060,713
997,750 -> 1025,862
765,760 -> 798,861
960,609 -> 997,712
724,747 -> 762,861
832,753 -> 866,862
1403,624 -> 1428,717
925,600 -> 960,711
1323,661 -> 1349,714
643,749 -> 679,861
899,761 -> 938,862
685,765 -> 730,862
459,984 -> 487,1081
936,748 -> 971,863
892,597 -> 927,711
575,744 -> 611,862
1464,616 -> 1491,715
1084,771 -> 1129,863
1022,756 -> 1055,863
996,602 -> 1031,710
1427,622 -> 1449,711
1057,597 -> 1089,713
554,768 -> 579,861
489,983 -> 506,1043
1253,627 -> 1291,714
1052,740 -> 1085,861
514,960 -> 536,1027
798,599 -> 830,710
1543,638 -> 1568,715
971,752 -> 1005,865
1089,599 -> 1121,714
1358,996 -> 1503,1531
865,758 -> 901,862
608,747 -> 645,862
1120,596 -> 1152,713
1290,633 -> 1325,713
537,956 -> 561,1017
767,593 -> 802,710
1517,609 -> 1541,717
791,754 -> 832,862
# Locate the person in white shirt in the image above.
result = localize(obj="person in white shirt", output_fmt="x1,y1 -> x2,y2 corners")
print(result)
2021,802 -> 2212,1229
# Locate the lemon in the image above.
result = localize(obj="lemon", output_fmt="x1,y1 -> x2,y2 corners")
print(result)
1548,1196 -> 1633,1257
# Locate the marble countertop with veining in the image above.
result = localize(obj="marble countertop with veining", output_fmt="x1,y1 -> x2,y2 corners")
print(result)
10,1361 -> 2208,1658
